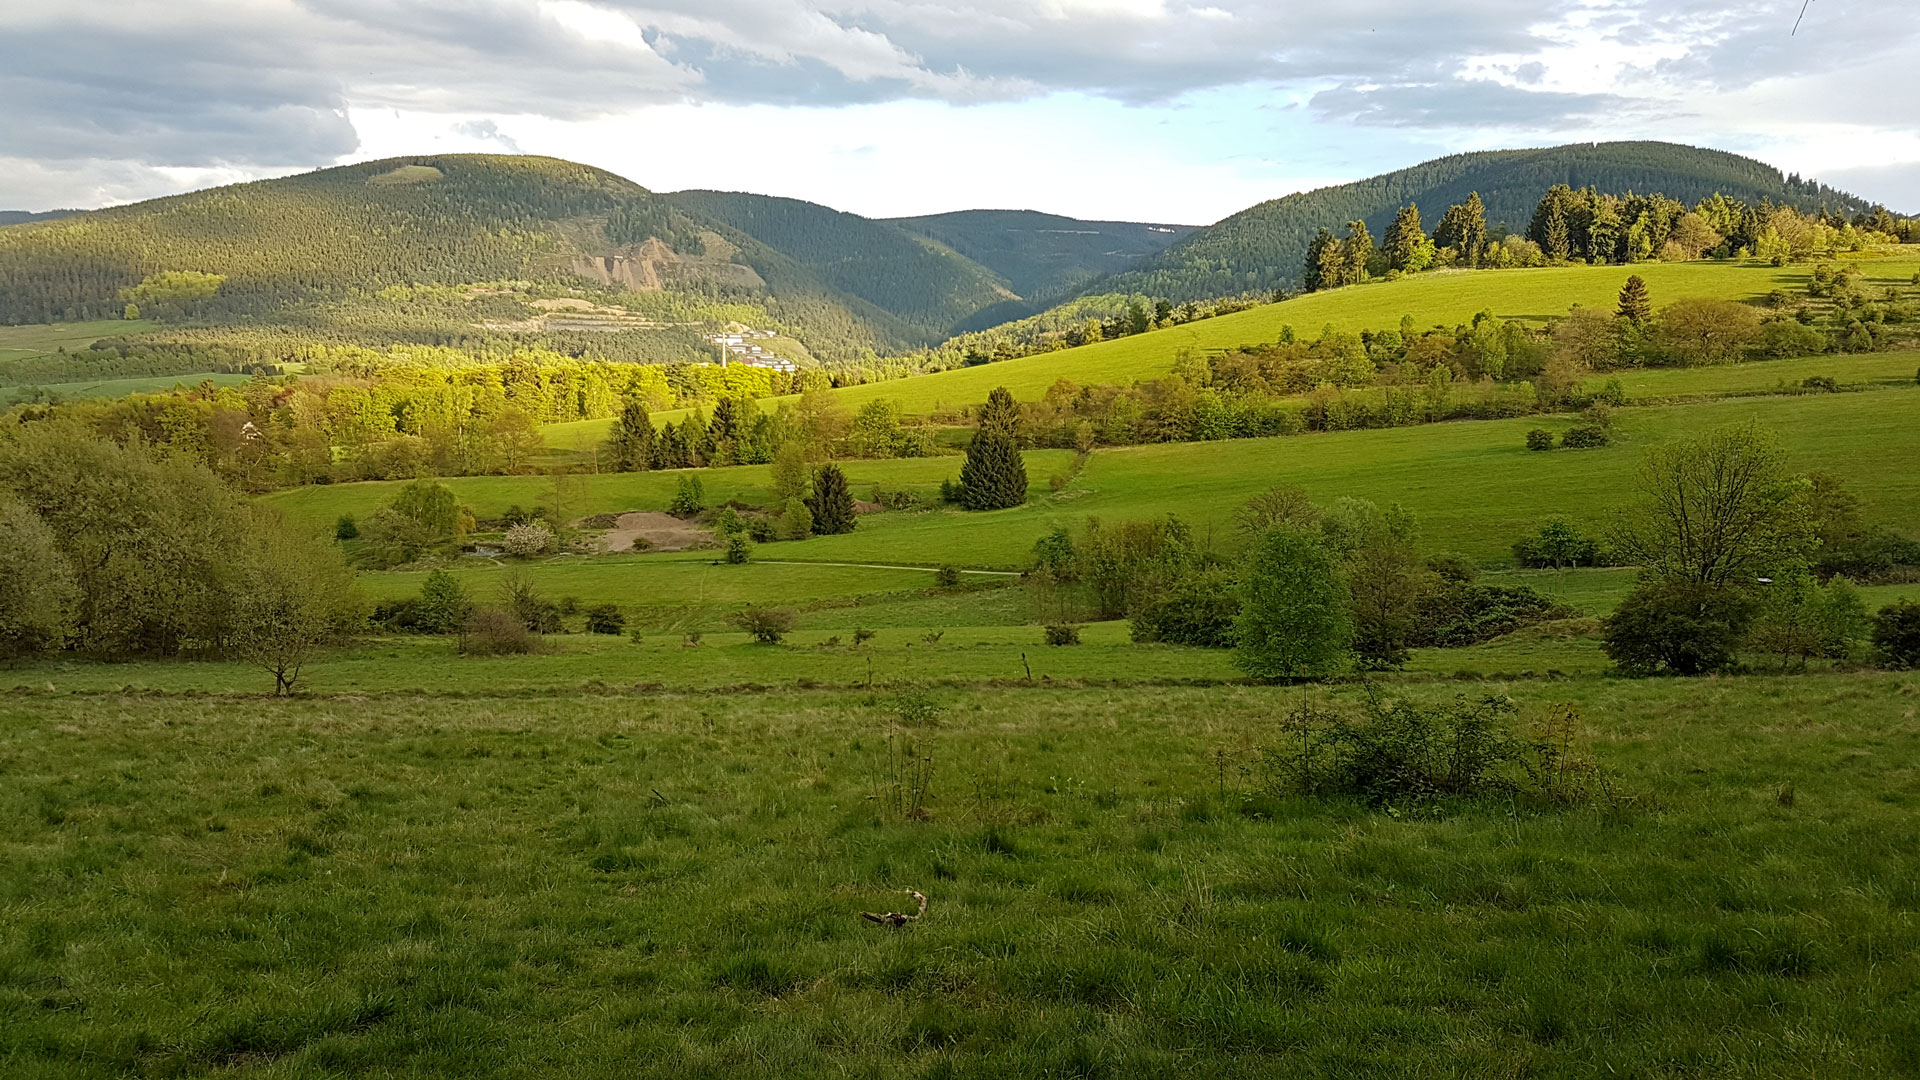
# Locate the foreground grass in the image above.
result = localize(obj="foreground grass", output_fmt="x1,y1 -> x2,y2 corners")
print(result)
4,676 -> 1919,1078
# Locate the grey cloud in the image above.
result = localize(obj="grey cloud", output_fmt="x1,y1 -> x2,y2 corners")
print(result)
1820,162 -> 1920,215
1310,79 -> 1633,131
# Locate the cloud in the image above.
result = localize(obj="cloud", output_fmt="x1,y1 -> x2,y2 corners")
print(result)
0,0 -> 1916,217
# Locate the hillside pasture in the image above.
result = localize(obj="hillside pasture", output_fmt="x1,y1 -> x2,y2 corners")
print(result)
1,371 -> 255,401
0,318 -> 155,362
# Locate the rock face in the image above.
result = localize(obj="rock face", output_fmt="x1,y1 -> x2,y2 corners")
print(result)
568,237 -> 764,292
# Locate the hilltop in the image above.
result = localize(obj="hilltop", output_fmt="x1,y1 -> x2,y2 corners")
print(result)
1093,141 -> 1880,303
885,209 -> 1197,310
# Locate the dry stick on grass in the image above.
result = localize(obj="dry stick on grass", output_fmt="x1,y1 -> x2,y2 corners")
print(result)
860,889 -> 929,928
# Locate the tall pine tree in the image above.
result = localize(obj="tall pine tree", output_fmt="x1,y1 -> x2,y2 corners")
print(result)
959,388 -> 1029,510
604,398 -> 656,472
1434,192 -> 1489,267
1342,220 -> 1375,283
1616,274 -> 1653,325
1383,203 -> 1426,271
1301,228 -> 1337,291
806,463 -> 858,535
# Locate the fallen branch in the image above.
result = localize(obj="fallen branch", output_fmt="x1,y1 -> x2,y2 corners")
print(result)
860,889 -> 928,927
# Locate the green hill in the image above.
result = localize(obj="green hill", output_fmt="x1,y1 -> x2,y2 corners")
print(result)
663,190 -> 1019,342
0,210 -> 78,226
0,155 -> 934,363
1097,141 -> 1879,303
885,209 -> 1197,310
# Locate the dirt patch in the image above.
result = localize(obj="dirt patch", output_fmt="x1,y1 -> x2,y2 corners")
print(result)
600,511 -> 714,553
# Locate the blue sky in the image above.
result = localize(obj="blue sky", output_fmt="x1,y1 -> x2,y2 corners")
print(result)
2,0 -> 1915,221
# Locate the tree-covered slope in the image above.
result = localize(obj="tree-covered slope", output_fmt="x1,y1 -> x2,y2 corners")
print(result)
885,209 -> 1197,303
1098,141 -> 1877,302
0,210 -> 78,226
0,155 -> 929,361
663,190 -> 1019,342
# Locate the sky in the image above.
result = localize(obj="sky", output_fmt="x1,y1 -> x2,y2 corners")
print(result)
1,0 -> 1916,224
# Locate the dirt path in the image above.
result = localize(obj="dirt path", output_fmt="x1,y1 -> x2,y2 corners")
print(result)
600,512 -> 713,552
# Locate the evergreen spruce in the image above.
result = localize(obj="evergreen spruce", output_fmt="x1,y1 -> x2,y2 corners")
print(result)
959,431 -> 1028,510
1301,228 -> 1335,291
1617,274 -> 1653,325
978,386 -> 1022,437
605,398 -> 656,472
1382,203 -> 1425,271
1342,220 -> 1375,283
806,463 -> 858,535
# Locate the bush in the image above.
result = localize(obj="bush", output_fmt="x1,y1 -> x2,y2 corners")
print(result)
500,570 -> 561,634
1604,582 -> 1756,675
1425,552 -> 1478,584
1559,424 -> 1611,449
461,608 -> 535,655
334,513 -> 359,540
1413,583 -> 1576,647
1261,695 -> 1602,808
1874,600 -> 1920,668
1526,428 -> 1556,451
1800,375 -> 1840,393
732,606 -> 796,644
776,498 -> 813,541
501,520 -> 554,557
585,604 -> 625,635
1130,568 -> 1240,647
670,475 -> 705,516
1511,520 -> 1604,569
934,564 -> 961,588
853,628 -> 876,645
1043,624 -> 1081,646
869,487 -> 923,511
724,533 -> 752,564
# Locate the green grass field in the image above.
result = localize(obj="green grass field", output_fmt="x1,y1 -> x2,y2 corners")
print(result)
1,371 -> 255,400
278,384 -> 1920,585
540,256 -> 1920,451
6,674 -> 1920,1077
0,318 -> 154,362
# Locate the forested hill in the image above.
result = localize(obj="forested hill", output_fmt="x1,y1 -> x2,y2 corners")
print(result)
1094,141 -> 1878,302
884,210 -> 1197,303
661,190 -> 1018,343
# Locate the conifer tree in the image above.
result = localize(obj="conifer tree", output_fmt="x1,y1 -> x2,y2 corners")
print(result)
605,398 -> 656,472
806,463 -> 858,535
1434,192 -> 1489,267
1342,220 -> 1375,283
958,431 -> 1028,511
1383,203 -> 1426,271
1617,274 -> 1653,325
1543,202 -> 1571,262
1301,228 -> 1336,291
978,386 -> 1021,438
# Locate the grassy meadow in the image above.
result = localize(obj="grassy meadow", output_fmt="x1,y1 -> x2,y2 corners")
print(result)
0,318 -> 154,362
284,382 -> 1920,576
6,676 -> 1920,1078
541,253 -> 1920,450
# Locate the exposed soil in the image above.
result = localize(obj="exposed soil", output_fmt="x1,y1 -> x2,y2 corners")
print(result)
599,511 -> 714,553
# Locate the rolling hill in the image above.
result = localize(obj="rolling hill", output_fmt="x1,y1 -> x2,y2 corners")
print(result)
885,209 -> 1197,309
1092,141 -> 1880,303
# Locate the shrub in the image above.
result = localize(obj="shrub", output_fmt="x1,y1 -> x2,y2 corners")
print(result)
853,628 -> 876,645
1043,624 -> 1081,646
334,513 -> 359,540
777,498 -> 814,541
501,520 -> 554,557
500,570 -> 561,634
1874,600 -> 1920,668
585,604 -> 625,635
1559,424 -> 1610,449
461,608 -> 535,655
724,533 -> 752,564
359,507 -> 437,568
1526,428 -> 1556,451
1425,552 -> 1478,584
670,475 -> 705,516
1413,583 -> 1575,647
1262,695 -> 1603,808
1604,582 -> 1756,675
934,564 -> 961,588
0,496 -> 78,659
869,487 -> 922,511
1512,520 -> 1604,569
732,606 -> 796,644
1131,568 -> 1240,647
1800,375 -> 1840,393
